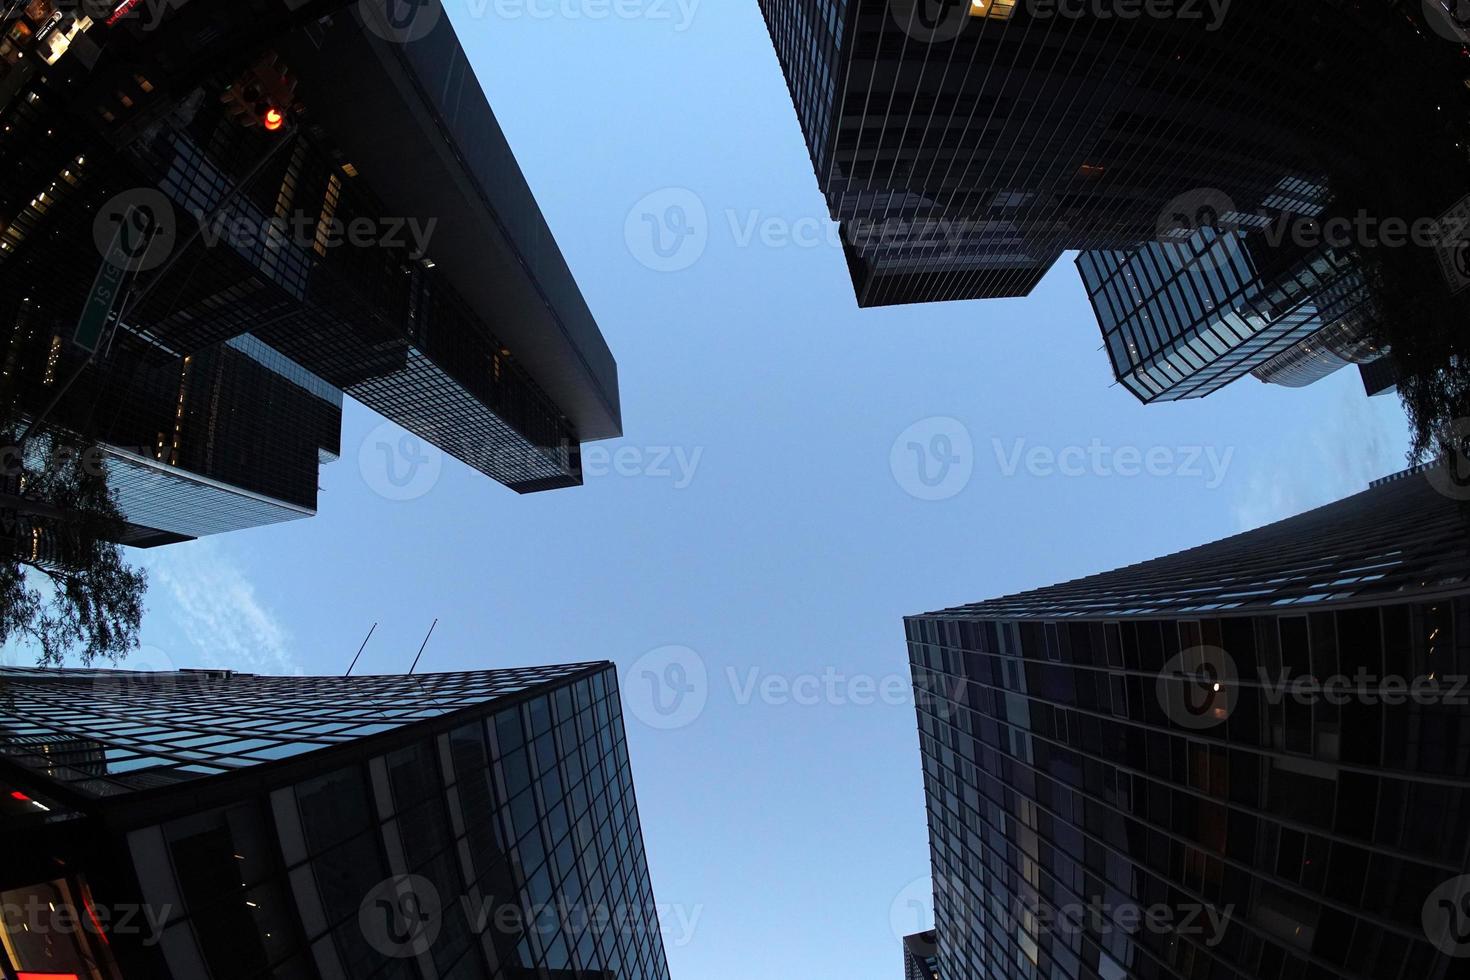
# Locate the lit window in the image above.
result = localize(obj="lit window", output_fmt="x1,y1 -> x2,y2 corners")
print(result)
971,0 -> 1015,19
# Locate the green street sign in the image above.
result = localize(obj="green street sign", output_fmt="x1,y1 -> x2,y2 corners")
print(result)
76,205 -> 149,352
75,255 -> 127,352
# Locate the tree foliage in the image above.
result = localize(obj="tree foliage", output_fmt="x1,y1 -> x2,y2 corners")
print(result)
0,429 -> 147,667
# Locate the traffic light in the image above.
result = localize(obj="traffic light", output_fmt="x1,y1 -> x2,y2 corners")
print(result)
221,53 -> 297,132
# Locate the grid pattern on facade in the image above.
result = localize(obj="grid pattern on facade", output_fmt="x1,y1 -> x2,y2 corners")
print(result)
0,300 -> 343,539
905,471 -> 1470,980
758,0 -> 1389,306
0,664 -> 672,980
124,667 -> 671,980
99,449 -> 314,540
0,664 -> 595,796
127,101 -> 584,491
1251,315 -> 1386,391
756,0 -> 851,179
1076,230 -> 1379,402
907,597 -> 1470,980
0,18 -> 583,500
903,929 -> 940,979
914,472 -> 1470,622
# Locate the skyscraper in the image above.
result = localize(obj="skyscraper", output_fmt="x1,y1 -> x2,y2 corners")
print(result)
0,662 -> 672,980
758,0 -> 1383,306
905,466 -> 1470,979
0,0 -> 622,549
1,307 -> 344,546
1075,219 -> 1382,403
1250,318 -> 1386,393
903,929 -> 940,980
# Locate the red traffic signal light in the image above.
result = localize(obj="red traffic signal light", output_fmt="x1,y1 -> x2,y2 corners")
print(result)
221,54 -> 297,132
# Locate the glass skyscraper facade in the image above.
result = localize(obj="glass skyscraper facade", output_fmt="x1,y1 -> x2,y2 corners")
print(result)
0,663 -> 672,980
1250,318 -> 1387,392
757,0 -> 1388,306
1,294 -> 343,546
1076,225 -> 1380,403
0,0 -> 623,550
903,929 -> 940,980
905,467 -> 1470,979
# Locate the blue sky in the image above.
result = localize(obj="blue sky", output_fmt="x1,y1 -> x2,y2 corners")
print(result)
10,2 -> 1417,977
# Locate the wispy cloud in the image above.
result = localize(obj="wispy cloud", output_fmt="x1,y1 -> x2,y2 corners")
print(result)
1232,385 -> 1408,531
138,541 -> 300,676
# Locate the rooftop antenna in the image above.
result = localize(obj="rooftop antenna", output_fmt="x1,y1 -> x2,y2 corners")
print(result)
345,622 -> 377,677
408,619 -> 438,676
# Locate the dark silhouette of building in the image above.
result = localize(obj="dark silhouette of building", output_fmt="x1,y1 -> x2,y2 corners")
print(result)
905,465 -> 1470,979
1,304 -> 343,545
1251,319 -> 1386,393
1076,221 -> 1382,403
1360,356 -> 1403,399
0,0 -> 621,548
758,0 -> 1383,306
903,929 -> 939,979
0,662 -> 672,980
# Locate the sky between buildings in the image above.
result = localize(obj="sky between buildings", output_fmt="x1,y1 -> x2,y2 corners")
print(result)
6,2 -> 1417,977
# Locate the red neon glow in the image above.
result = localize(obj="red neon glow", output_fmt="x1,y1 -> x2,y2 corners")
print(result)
81,886 -> 110,946
262,106 -> 286,132
9,790 -> 30,801
106,0 -> 144,26
17,973 -> 82,980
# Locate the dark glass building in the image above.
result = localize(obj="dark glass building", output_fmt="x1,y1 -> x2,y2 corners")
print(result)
1075,220 -> 1382,403
0,662 -> 672,980
903,929 -> 940,980
1250,319 -> 1386,393
757,0 -> 1387,306
1360,357 -> 1402,399
905,466 -> 1470,979
0,0 -> 621,536
1,304 -> 343,546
